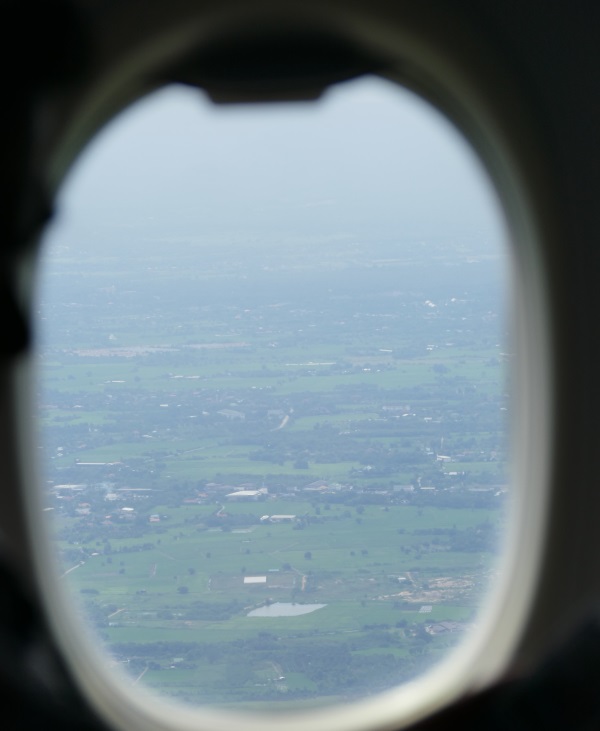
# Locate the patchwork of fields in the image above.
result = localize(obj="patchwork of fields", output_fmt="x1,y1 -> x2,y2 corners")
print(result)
39,232 -> 509,706
57,498 -> 502,705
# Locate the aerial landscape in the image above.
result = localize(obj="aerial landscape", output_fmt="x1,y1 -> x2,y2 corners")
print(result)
35,80 -> 510,708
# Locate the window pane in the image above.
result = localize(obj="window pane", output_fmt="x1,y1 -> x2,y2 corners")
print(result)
37,78 -> 510,709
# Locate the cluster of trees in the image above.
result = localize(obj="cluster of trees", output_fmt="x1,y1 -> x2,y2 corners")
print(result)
110,626 -> 442,703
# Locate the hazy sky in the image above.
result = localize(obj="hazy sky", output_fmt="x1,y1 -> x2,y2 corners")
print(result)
53,76 -> 504,246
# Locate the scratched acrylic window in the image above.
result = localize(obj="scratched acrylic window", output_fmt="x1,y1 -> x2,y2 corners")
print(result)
37,78 -> 510,708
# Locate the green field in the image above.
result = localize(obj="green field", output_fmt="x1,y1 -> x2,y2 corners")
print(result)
54,495 -> 503,706
40,232 -> 509,706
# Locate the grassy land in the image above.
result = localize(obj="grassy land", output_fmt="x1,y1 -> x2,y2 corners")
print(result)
53,496 -> 502,705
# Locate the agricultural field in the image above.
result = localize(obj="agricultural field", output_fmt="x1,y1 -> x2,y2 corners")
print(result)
55,499 -> 504,706
37,229 -> 510,707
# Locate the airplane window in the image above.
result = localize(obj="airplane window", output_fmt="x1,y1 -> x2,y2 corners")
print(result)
35,77 -> 511,713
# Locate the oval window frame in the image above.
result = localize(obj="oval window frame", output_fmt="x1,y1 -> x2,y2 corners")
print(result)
17,5 -> 556,731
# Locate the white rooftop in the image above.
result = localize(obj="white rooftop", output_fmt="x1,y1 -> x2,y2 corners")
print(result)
244,576 -> 267,584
